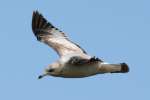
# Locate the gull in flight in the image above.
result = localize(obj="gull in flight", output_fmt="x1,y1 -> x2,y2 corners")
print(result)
32,11 -> 129,79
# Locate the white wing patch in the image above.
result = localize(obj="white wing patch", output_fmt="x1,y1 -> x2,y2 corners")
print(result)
45,35 -> 85,56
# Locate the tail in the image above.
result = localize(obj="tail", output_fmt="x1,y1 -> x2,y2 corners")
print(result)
100,62 -> 129,73
119,63 -> 129,73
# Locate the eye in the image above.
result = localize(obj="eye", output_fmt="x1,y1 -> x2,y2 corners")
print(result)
48,68 -> 55,72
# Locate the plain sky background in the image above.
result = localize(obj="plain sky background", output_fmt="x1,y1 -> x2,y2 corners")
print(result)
0,0 -> 150,100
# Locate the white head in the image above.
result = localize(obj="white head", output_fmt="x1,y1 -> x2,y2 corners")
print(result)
38,62 -> 61,79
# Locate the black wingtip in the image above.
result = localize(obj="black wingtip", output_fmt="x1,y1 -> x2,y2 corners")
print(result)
32,11 -> 54,38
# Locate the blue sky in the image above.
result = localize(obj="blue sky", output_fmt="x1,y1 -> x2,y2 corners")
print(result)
0,0 -> 150,100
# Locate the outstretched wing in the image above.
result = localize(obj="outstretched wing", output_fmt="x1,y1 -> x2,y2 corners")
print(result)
32,11 -> 87,57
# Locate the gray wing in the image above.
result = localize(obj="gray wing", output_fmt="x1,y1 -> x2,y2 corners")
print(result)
32,11 -> 87,57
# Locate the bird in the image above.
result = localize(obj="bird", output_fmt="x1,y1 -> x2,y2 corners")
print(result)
32,11 -> 129,79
